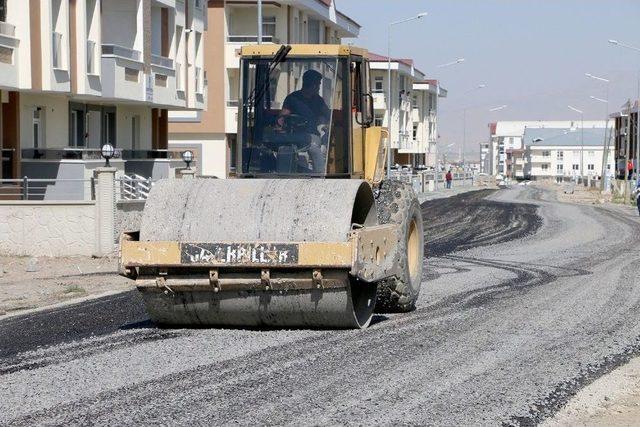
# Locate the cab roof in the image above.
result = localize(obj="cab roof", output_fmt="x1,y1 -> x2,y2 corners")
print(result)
240,44 -> 369,58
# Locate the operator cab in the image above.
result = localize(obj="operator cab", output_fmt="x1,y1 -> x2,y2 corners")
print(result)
237,45 -> 374,178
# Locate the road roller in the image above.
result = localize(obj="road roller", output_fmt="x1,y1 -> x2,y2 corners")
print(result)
119,44 -> 424,329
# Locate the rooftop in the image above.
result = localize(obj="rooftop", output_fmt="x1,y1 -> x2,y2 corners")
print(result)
523,127 -> 608,147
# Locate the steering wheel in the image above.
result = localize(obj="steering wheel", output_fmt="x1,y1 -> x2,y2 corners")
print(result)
281,114 -> 310,134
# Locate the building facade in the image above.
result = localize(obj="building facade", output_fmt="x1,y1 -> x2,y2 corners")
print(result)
368,55 -> 446,168
168,0 -> 360,177
610,102 -> 638,179
0,0 -> 207,184
522,127 -> 614,180
488,120 -> 609,177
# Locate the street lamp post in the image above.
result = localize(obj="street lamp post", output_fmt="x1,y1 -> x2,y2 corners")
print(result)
461,84 -> 486,170
386,12 -> 428,178
568,105 -> 585,180
586,72 -> 611,191
257,0 -> 262,44
609,39 -> 640,183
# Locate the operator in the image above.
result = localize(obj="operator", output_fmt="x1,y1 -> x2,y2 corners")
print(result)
276,69 -> 330,173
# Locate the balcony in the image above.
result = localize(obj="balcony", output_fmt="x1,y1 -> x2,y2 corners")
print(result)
151,54 -> 182,108
225,35 -> 278,69
225,100 -> 239,134
101,44 -> 145,102
0,21 -> 18,88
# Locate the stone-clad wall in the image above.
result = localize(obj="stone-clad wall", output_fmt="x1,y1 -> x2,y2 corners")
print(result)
115,200 -> 146,242
0,202 -> 96,256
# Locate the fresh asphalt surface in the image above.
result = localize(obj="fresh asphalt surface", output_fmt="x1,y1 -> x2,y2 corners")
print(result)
1,185 -> 640,425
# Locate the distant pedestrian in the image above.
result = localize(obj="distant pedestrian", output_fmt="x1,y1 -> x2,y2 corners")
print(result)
628,160 -> 634,180
445,170 -> 453,189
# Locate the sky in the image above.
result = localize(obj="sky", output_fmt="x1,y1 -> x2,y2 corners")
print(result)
337,0 -> 640,160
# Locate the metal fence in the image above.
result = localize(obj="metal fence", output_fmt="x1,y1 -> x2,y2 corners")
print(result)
0,178 -> 95,201
117,175 -> 155,201
389,170 -> 475,194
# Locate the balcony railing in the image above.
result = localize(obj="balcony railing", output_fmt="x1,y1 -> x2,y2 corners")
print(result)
102,44 -> 142,62
52,31 -> 63,69
151,54 -> 174,69
227,35 -> 279,44
0,21 -> 15,37
195,66 -> 203,94
87,40 -> 96,74
175,62 -> 183,91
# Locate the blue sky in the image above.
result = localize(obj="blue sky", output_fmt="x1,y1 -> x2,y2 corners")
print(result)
337,0 -> 640,159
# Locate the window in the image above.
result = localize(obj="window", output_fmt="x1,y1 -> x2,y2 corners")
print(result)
374,76 -> 383,93
263,16 -> 277,42
32,108 -> 44,148
131,115 -> 140,150
413,124 -> 418,140
374,113 -> 384,127
308,18 -> 320,44
70,108 -> 86,147
557,150 -> 564,160
572,164 -> 579,170
588,150 -> 595,157
103,110 -> 116,146
0,0 -> 6,22
588,164 -> 595,170
557,164 -> 563,171
542,150 -> 551,157
195,0 -> 202,9
541,164 -> 549,170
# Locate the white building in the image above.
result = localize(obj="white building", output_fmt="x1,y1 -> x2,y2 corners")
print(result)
0,0 -> 207,185
488,120 -> 609,177
522,127 -> 614,180
369,54 -> 446,168
168,0 -> 360,178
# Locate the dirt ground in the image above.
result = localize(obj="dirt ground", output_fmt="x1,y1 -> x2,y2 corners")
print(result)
0,256 -> 133,316
533,179 -> 612,205
545,357 -> 640,426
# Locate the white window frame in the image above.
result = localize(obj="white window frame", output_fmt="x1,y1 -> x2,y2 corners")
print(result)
32,108 -> 45,149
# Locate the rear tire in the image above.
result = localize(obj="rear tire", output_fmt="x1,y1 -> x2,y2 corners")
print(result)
375,180 -> 424,312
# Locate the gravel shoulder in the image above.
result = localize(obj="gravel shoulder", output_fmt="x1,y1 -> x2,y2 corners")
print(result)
0,256 -> 133,316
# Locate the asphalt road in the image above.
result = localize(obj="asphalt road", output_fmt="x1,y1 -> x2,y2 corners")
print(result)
2,185 -> 640,426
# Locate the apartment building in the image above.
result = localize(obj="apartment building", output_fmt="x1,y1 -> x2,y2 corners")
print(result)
522,127 -> 614,180
610,102 -> 638,179
168,0 -> 360,177
0,0 -> 206,185
488,120 -> 608,177
368,55 -> 446,168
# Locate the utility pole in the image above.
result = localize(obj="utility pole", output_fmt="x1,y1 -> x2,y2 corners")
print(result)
257,0 -> 263,44
625,99 -> 631,185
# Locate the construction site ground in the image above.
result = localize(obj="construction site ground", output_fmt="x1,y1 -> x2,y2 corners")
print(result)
0,256 -> 132,316
2,184 -> 640,425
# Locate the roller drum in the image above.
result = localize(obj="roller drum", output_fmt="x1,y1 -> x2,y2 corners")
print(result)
137,178 -> 378,329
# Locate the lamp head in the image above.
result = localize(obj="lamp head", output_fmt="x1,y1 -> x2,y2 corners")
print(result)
101,143 -> 115,167
182,150 -> 194,168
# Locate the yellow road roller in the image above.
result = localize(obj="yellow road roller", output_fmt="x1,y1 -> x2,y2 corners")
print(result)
119,45 -> 424,329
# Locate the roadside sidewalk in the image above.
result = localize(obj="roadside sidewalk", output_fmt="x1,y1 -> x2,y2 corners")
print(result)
418,184 -> 493,203
0,256 -> 133,317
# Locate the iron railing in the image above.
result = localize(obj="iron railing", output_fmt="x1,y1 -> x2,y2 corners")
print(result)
117,174 -> 154,200
227,35 -> 278,44
0,177 -> 95,201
